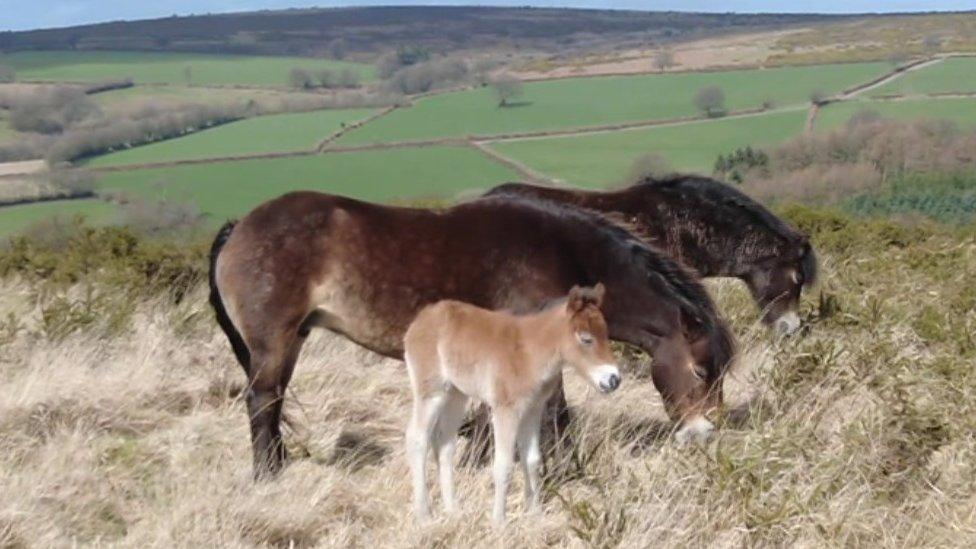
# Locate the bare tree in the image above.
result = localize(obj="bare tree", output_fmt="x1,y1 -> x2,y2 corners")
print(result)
654,49 -> 676,72
694,86 -> 726,117
627,153 -> 673,183
491,73 -> 524,107
289,68 -> 315,90
809,89 -> 828,105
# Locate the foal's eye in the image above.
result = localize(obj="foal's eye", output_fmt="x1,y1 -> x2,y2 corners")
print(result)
577,332 -> 595,346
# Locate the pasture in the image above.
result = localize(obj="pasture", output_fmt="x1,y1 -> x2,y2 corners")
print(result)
1,210 -> 973,546
86,108 -> 379,167
870,57 -> 976,96
337,62 -> 888,145
815,98 -> 976,131
3,51 -> 375,87
0,198 -> 117,236
490,109 -> 808,186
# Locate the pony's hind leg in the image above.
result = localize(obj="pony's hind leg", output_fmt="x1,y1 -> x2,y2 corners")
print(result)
433,388 -> 469,513
246,334 -> 304,479
406,391 -> 447,521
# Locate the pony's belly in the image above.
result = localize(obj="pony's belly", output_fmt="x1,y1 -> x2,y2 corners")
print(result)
310,275 -> 413,355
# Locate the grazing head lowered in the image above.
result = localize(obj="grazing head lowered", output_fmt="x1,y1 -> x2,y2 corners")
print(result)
487,175 -> 818,335
403,283 -> 620,525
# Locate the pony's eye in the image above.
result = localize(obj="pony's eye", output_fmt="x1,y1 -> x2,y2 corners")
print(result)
577,331 -> 595,346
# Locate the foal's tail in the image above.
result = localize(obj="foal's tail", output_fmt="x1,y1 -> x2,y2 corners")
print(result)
208,221 -> 251,372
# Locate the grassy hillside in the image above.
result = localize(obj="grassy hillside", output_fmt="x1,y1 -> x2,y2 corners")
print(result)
0,209 -> 972,546
338,62 -> 886,145
491,109 -> 807,186
86,108 -> 379,167
871,57 -> 976,96
816,98 -> 976,131
3,51 -> 375,87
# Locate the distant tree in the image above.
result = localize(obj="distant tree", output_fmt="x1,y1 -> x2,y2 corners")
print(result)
289,68 -> 315,90
694,85 -> 726,117
182,65 -> 193,85
0,64 -> 13,83
761,97 -> 776,110
396,45 -> 431,67
491,73 -> 523,107
338,68 -> 360,88
316,68 -> 336,89
809,89 -> 828,105
653,49 -> 676,72
923,34 -> 943,53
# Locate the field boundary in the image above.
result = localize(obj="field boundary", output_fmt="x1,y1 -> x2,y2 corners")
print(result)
467,140 -> 553,184
316,106 -> 397,151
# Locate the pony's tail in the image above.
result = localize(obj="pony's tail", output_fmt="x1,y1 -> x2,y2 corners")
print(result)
208,221 -> 251,373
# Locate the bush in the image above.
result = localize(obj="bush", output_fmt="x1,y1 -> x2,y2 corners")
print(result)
383,57 -> 471,95
714,146 -> 769,183
626,153 -> 673,184
8,86 -> 100,134
288,68 -> 315,90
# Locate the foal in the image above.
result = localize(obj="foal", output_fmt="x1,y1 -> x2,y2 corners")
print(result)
404,284 -> 621,524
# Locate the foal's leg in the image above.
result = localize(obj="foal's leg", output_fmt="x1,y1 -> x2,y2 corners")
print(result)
517,404 -> 544,513
406,392 -> 446,521
433,389 -> 469,513
491,408 -> 520,525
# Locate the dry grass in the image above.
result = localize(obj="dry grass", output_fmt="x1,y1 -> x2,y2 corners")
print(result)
1,224 -> 975,547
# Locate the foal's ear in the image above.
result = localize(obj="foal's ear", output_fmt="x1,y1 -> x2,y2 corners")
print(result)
567,285 -> 584,312
592,282 -> 606,307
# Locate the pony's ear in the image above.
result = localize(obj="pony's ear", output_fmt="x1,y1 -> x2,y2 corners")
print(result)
567,285 -> 584,312
592,283 -> 606,308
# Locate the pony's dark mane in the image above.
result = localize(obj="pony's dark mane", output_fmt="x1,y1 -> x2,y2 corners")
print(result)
633,175 -> 804,246
481,194 -> 736,379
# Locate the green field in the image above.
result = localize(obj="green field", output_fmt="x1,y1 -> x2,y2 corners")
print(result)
0,146 -> 517,236
87,108 -> 379,167
337,62 -> 888,145
0,199 -> 118,236
871,57 -> 976,96
3,51 -> 375,87
816,98 -> 976,131
491,109 -> 808,187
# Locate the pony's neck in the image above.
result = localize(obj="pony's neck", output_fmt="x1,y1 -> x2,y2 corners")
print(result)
515,306 -> 570,382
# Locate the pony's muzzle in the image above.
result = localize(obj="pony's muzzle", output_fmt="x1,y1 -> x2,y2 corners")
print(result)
593,365 -> 622,393
774,311 -> 801,335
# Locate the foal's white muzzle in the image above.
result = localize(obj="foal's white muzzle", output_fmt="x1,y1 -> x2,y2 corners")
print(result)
591,364 -> 622,393
774,311 -> 801,336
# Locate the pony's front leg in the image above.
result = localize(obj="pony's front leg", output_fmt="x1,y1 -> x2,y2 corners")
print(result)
491,409 -> 519,526
518,405 -> 544,513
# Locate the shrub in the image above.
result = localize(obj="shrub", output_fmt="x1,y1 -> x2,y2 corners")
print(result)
714,146 -> 769,183
288,68 -> 315,90
8,86 -> 100,134
626,153 -> 673,184
383,57 -> 471,95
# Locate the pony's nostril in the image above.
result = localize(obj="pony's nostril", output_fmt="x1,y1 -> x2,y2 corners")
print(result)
609,374 -> 620,390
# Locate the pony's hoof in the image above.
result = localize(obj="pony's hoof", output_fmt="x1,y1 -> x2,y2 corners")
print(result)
675,417 -> 714,445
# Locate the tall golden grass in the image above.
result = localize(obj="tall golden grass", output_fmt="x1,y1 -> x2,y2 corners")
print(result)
0,214 -> 973,546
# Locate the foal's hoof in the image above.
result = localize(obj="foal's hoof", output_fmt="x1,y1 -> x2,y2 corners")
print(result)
675,417 -> 714,446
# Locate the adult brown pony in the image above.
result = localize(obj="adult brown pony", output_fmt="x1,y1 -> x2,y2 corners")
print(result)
209,191 -> 734,479
487,175 -> 818,334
